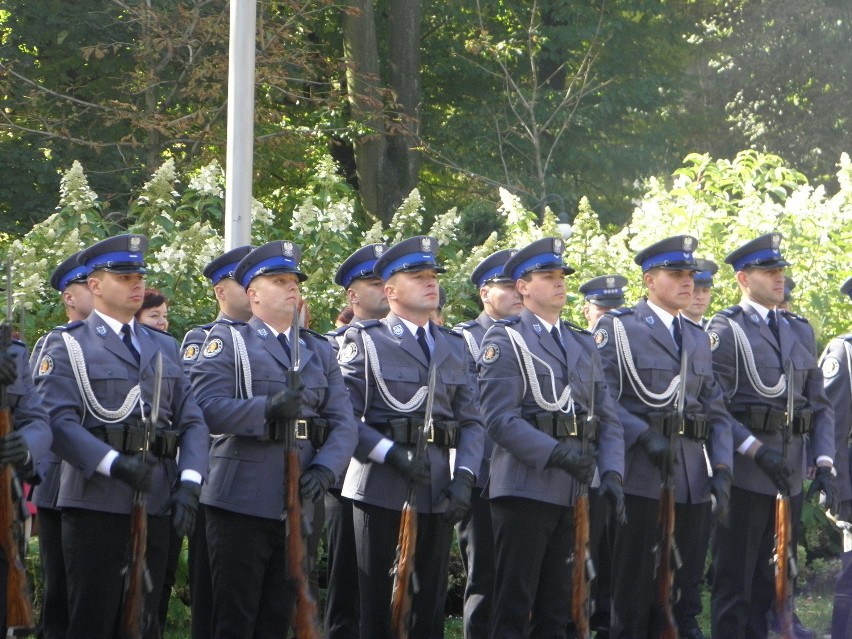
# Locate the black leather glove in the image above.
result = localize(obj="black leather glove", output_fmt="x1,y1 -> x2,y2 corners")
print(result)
265,384 -> 303,423
545,443 -> 596,484
0,352 -> 17,386
839,500 -> 852,523
637,429 -> 671,471
300,465 -> 336,503
806,465 -> 839,513
438,470 -> 475,524
170,481 -> 201,537
0,431 -> 29,467
385,444 -> 431,486
706,466 -> 733,527
110,454 -> 154,493
754,445 -> 793,494
598,471 -> 627,526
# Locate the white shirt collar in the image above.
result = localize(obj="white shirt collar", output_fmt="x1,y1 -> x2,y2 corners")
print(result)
262,321 -> 292,341
398,316 -> 433,346
743,298 -> 773,321
94,310 -> 137,337
645,299 -> 678,331
533,313 -> 558,336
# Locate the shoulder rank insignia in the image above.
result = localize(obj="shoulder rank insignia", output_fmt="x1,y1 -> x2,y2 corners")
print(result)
481,342 -> 500,364
607,308 -> 633,316
708,331 -> 720,351
562,320 -> 590,335
300,327 -> 327,340
351,319 -> 382,330
822,356 -> 841,379
593,328 -> 609,349
437,325 -> 462,338
719,306 -> 742,318
781,310 -> 809,324
454,320 -> 479,331
339,341 -> 358,364
203,338 -> 224,358
494,316 -> 521,326
182,343 -> 201,362
38,355 -> 54,376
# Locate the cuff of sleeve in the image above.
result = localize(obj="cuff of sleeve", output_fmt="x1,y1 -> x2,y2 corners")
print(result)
455,466 -> 475,481
815,455 -> 834,467
737,435 -> 757,456
368,438 -> 395,463
180,470 -> 203,484
97,450 -> 120,476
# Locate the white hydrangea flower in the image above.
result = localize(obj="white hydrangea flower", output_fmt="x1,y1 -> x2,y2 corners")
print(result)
58,161 -> 99,213
189,161 -> 225,197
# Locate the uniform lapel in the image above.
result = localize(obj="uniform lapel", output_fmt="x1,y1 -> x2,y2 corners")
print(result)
743,303 -> 782,356
249,316 -> 291,368
430,323 -> 449,368
136,326 -> 156,372
386,313 -> 429,366
87,312 -> 138,367
637,300 -> 679,360
522,309 -> 564,365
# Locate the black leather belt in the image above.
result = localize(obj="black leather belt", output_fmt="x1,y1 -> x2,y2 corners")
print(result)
731,405 -> 812,435
378,418 -> 460,448
647,411 -> 709,441
267,418 -> 329,449
530,412 -> 598,441
90,421 -> 179,459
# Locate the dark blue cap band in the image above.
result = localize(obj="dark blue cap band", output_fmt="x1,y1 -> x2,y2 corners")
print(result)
341,259 -> 379,288
510,254 -> 563,281
241,255 -> 300,287
58,265 -> 90,291
380,253 -> 438,281
731,248 -> 781,272
209,262 -> 240,285
85,250 -> 145,270
476,265 -> 510,288
641,250 -> 694,272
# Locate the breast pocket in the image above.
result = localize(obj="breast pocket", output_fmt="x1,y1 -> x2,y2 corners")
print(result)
160,361 -> 183,402
251,365 -> 283,397
300,366 -> 329,412
381,364 -> 422,401
86,361 -> 131,407
635,353 -> 674,391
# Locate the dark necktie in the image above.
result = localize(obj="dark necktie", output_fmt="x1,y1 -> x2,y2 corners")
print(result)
277,332 -> 292,360
550,326 -> 567,359
416,326 -> 431,362
767,310 -> 781,345
121,324 -> 140,365
672,316 -> 682,353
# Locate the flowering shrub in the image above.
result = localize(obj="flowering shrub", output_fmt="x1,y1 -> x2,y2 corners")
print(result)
4,151 -> 852,349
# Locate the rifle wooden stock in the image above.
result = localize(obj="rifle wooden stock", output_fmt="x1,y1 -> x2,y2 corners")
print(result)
655,479 -> 678,639
0,406 -> 34,630
121,490 -> 147,639
390,501 -> 418,639
571,490 -> 592,639
285,442 -> 320,639
774,491 -> 795,639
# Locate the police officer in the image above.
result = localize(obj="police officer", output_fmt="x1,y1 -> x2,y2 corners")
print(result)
453,248 -> 520,639
593,235 -> 734,639
477,238 -> 625,639
683,258 -> 718,327
337,235 -> 484,639
189,240 -> 357,639
32,234 -> 209,639
178,245 -> 253,639
579,274 -> 628,330
324,243 -> 389,639
28,251 -> 94,639
706,232 -> 836,639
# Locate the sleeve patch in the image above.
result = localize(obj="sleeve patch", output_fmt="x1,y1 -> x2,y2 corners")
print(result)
38,355 -> 54,376
182,343 -> 201,362
822,356 -> 840,379
708,331 -> 720,352
339,341 -> 358,364
481,343 -> 500,364
203,338 -> 224,358
593,328 -> 609,349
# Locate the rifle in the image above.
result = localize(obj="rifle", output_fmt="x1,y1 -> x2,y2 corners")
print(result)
390,360 -> 437,639
121,351 -> 162,639
571,364 -> 597,639
653,322 -> 685,639
283,303 -> 321,639
0,262 -> 35,632
774,361 -> 796,639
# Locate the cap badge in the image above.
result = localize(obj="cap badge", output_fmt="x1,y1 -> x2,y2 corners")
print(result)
553,238 -> 564,254
606,276 -> 616,288
374,245 -> 385,257
420,237 -> 432,253
129,236 -> 142,251
282,241 -> 294,257
683,236 -> 694,251
771,233 -> 781,250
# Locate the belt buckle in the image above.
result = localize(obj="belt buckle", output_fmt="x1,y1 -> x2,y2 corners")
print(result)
426,420 -> 435,444
294,420 -> 309,440
569,414 -> 580,438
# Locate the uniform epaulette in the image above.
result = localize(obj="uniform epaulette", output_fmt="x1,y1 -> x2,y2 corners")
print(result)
606,308 -> 633,317
437,325 -> 463,338
682,316 -> 703,329
139,324 -> 174,338
11,338 -> 25,348
494,315 -> 521,326
298,327 -> 327,340
780,310 -> 809,324
561,319 -> 590,335
56,320 -> 85,332
349,319 -> 383,330
453,320 -> 479,331
719,306 -> 742,318
214,318 -> 243,326
325,325 -> 348,338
